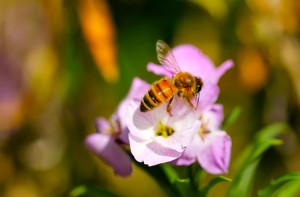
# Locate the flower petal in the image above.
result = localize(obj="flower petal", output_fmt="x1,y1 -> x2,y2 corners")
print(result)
171,155 -> 196,166
196,131 -> 231,174
209,104 -> 224,128
157,104 -> 201,152
171,142 -> 197,166
215,59 -> 234,83
127,98 -> 201,152
127,98 -> 201,166
147,62 -> 173,77
85,133 -> 132,177
126,100 -> 156,140
118,128 -> 130,145
172,45 -> 233,84
172,45 -> 215,80
199,104 -> 224,131
95,117 -> 111,134
196,83 -> 220,112
129,133 -> 182,166
116,77 -> 150,130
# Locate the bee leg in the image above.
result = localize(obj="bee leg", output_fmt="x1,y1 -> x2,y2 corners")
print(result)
186,97 -> 195,110
166,96 -> 174,117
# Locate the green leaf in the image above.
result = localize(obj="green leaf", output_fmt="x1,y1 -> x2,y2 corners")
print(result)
70,185 -> 120,197
201,176 -> 232,197
222,106 -> 241,129
251,139 -> 283,161
258,172 -> 300,197
275,180 -> 300,197
255,123 -> 290,141
226,122 -> 290,197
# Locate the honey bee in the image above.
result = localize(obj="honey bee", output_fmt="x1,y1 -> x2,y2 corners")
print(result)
140,40 -> 203,116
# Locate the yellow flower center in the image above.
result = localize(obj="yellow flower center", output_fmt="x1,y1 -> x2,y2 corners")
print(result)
155,121 -> 175,138
199,115 -> 210,140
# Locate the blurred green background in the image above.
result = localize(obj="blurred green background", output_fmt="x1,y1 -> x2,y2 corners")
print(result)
1,0 -> 300,196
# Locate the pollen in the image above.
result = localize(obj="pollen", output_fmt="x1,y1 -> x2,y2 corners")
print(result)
155,121 -> 175,138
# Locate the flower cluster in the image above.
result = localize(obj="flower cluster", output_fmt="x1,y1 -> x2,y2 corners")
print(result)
85,42 -> 233,176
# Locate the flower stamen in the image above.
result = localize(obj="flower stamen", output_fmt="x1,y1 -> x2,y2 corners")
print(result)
199,116 -> 210,140
155,121 -> 175,138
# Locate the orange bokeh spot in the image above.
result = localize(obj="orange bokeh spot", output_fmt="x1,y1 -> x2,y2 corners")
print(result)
78,0 -> 119,83
238,49 -> 269,92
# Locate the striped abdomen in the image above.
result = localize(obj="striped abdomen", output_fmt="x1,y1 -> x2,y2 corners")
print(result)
140,78 -> 177,112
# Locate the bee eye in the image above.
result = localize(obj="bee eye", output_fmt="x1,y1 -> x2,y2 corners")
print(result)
195,78 -> 202,93
196,84 -> 201,93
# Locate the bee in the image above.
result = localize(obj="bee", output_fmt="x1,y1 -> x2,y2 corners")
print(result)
140,40 -> 203,116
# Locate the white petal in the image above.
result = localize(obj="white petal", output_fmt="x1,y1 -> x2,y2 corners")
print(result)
129,133 -> 182,166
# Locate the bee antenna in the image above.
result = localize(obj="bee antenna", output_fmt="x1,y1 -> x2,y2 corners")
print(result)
195,93 -> 200,110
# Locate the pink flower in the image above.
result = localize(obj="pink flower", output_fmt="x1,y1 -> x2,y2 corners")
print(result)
174,104 -> 231,174
85,117 -> 132,177
126,99 -> 201,166
145,42 -> 233,174
85,78 -> 149,177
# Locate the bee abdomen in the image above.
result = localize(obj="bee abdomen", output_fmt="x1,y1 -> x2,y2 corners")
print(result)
140,87 -> 162,112
140,78 -> 177,112
140,97 -> 154,112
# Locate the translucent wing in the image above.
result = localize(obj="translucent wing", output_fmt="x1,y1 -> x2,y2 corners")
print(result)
156,40 -> 181,73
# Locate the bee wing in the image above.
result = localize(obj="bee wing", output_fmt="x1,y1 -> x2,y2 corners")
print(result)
156,40 -> 181,73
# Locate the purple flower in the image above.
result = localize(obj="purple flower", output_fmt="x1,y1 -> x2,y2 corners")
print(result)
145,42 -> 233,174
126,99 -> 201,166
174,104 -> 231,174
147,44 -> 233,111
85,117 -> 132,177
85,77 -> 149,177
